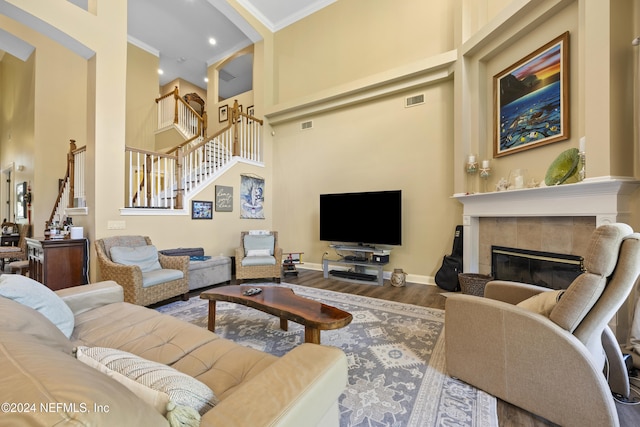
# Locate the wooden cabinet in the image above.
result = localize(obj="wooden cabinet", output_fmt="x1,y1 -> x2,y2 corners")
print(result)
27,237 -> 89,290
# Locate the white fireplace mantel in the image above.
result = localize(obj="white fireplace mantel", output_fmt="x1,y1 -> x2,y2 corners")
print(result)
453,176 -> 640,273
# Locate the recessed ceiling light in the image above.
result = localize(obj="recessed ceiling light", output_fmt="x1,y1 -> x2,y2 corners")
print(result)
204,77 -> 209,83
209,38 -> 216,46
157,69 -> 164,75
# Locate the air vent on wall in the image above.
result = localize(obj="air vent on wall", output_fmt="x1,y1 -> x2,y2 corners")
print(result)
405,94 -> 425,108
301,120 -> 313,130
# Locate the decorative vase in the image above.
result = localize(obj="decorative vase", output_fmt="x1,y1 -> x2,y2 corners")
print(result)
390,268 -> 407,287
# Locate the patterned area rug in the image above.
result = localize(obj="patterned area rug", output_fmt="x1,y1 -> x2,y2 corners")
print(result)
156,283 -> 497,427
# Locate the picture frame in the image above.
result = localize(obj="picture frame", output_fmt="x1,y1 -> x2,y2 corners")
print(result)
493,32 -> 570,157
16,181 -> 26,219
215,185 -> 233,212
191,200 -> 213,219
218,105 -> 228,122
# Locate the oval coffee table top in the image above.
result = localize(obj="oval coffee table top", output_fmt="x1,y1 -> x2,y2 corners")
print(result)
200,285 -> 352,330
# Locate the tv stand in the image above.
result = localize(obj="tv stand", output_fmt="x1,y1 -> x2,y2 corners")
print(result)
323,245 -> 389,286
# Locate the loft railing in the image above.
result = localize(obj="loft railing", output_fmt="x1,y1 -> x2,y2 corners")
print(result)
48,140 -> 86,226
156,86 -> 207,143
126,101 -> 263,209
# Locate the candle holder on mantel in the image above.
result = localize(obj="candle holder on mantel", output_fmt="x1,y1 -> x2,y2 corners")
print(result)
465,155 -> 479,194
479,159 -> 491,193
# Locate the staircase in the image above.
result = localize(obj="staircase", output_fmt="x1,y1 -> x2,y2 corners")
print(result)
125,97 -> 263,210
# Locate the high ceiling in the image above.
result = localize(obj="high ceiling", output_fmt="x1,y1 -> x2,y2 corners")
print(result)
0,0 -> 336,92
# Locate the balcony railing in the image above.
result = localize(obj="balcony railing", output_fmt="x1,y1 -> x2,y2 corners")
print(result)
126,100 -> 263,210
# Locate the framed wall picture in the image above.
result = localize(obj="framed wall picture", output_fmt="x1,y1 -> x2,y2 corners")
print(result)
493,32 -> 570,157
240,175 -> 264,219
16,181 -> 26,219
215,185 -> 233,212
191,200 -> 213,219
218,105 -> 228,122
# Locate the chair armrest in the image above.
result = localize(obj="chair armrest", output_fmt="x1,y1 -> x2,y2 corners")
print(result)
445,294 -> 619,427
274,246 -> 283,266
56,281 -> 124,316
200,344 -> 347,427
158,253 -> 189,272
235,247 -> 245,262
484,280 -> 551,304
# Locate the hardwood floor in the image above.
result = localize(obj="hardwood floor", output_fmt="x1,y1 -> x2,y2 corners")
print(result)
278,269 -> 640,427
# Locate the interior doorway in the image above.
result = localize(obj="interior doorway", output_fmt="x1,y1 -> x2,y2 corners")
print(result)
1,164 -> 15,223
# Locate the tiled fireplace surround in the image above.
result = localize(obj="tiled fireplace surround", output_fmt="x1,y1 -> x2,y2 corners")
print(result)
454,177 -> 640,341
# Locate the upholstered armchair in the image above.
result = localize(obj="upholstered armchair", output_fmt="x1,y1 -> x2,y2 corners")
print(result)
445,223 -> 640,427
95,236 -> 189,306
235,231 -> 282,284
0,223 -> 29,270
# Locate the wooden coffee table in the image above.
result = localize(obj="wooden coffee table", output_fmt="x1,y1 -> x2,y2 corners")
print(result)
200,285 -> 352,344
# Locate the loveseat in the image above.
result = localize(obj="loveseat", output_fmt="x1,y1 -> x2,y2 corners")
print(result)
0,274 -> 348,426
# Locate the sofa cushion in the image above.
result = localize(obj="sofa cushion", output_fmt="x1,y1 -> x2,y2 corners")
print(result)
0,274 -> 75,338
111,245 -> 162,273
517,290 -> 565,317
242,255 -> 276,266
0,332 -> 168,427
142,269 -> 184,287
0,295 -> 73,353
76,346 -> 218,415
244,234 -> 274,256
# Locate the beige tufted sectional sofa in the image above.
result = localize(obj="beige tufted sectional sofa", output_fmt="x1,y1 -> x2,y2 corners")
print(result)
0,276 -> 347,426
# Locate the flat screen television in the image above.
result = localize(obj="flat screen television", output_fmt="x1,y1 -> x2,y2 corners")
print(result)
319,190 -> 402,246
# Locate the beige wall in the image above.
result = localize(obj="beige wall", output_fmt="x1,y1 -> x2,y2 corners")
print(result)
0,52 -> 34,224
0,13 -> 87,233
273,0 -> 456,104
126,44 -> 158,151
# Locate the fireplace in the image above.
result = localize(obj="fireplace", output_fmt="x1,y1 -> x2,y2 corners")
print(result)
454,177 -> 640,341
491,246 -> 584,290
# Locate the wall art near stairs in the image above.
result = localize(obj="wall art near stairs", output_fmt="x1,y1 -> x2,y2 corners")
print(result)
240,174 -> 264,219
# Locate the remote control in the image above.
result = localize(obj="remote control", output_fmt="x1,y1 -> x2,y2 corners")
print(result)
242,288 -> 262,296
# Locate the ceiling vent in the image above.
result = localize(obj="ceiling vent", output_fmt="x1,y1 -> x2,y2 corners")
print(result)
301,120 -> 313,130
405,94 -> 425,108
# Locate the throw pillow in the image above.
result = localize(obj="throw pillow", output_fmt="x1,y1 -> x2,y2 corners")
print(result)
246,248 -> 271,257
0,274 -> 75,338
75,346 -> 218,416
110,245 -> 162,273
517,290 -> 565,317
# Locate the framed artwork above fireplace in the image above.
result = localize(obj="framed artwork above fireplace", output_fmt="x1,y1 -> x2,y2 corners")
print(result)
493,32 -> 570,157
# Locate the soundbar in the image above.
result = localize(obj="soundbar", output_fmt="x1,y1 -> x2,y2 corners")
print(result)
329,269 -> 377,281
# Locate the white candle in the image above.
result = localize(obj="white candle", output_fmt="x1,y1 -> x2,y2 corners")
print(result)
482,160 -> 490,168
468,155 -> 476,163
515,175 -> 524,189
579,137 -> 586,153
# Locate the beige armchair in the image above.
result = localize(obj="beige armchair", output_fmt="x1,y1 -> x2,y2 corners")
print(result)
235,231 -> 282,284
445,223 -> 640,427
95,236 -> 189,306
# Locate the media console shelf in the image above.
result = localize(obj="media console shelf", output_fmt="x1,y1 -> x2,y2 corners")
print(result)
323,245 -> 389,286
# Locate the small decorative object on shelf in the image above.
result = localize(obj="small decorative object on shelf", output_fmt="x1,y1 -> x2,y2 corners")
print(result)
479,159 -> 491,192
578,136 -> 586,181
465,154 -> 478,194
496,177 -> 510,191
508,168 -> 527,190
